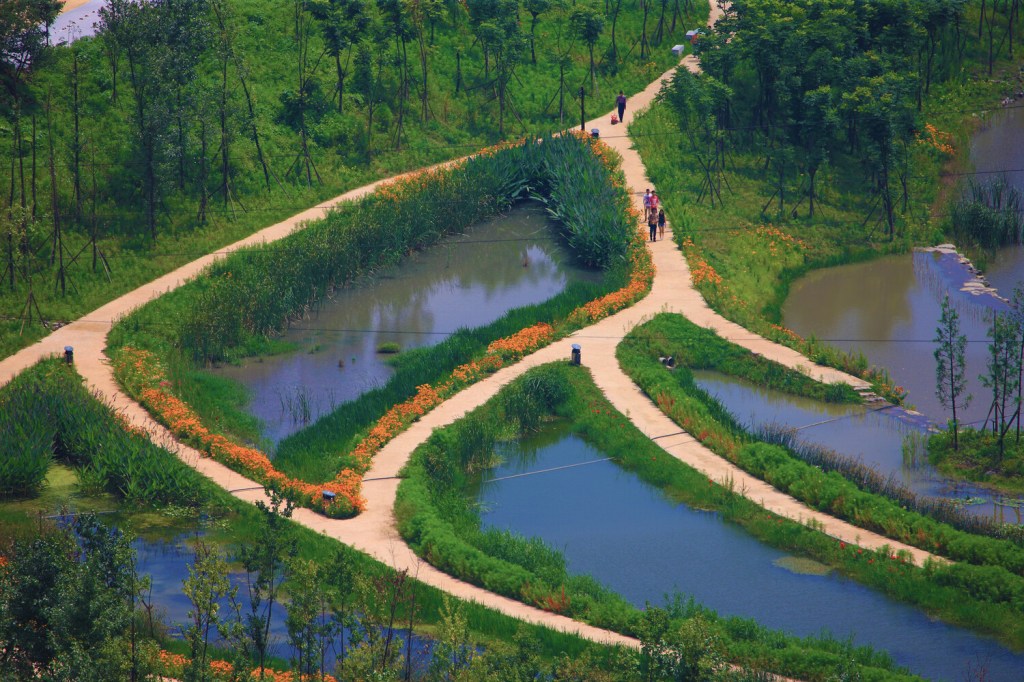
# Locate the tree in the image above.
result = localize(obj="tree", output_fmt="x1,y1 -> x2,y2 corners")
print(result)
935,295 -> 971,450
182,540 -> 232,682
841,73 -> 916,239
662,69 -> 732,207
982,311 -> 1023,459
570,7 -> 604,93
1010,284 -> 1024,442
309,0 -> 369,114
799,86 -> 839,219
523,0 -> 551,64
0,515 -> 156,681
239,489 -> 298,678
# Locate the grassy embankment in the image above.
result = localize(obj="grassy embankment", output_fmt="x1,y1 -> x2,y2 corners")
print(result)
616,315 -> 1024,634
0,0 -> 706,360
929,429 -> 1024,495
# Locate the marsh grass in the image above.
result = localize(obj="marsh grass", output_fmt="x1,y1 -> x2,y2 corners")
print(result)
0,360 -> 203,506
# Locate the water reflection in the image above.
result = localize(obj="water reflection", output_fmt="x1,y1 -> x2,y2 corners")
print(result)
208,203 -> 600,444
784,251 -> 1009,426
477,424 -> 1024,680
692,370 -> 1023,522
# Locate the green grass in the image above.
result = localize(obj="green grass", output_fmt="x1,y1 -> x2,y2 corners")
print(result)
617,314 -> 1024,606
929,427 -> 1024,495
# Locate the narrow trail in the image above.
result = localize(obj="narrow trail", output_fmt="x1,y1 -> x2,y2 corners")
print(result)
0,0 -> 940,650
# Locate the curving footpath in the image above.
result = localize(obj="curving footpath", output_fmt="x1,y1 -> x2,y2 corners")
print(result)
0,0 -> 940,652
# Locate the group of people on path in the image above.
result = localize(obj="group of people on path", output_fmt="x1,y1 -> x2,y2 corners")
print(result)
615,91 -> 667,243
644,189 -> 665,242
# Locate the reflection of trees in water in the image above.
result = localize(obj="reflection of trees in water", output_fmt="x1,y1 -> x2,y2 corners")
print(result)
788,256 -> 916,345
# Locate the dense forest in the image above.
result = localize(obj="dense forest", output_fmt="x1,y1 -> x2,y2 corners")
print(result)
667,0 -> 1022,237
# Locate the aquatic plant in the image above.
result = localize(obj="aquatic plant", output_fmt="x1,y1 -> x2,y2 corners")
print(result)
0,359 -> 201,506
950,176 -> 1024,250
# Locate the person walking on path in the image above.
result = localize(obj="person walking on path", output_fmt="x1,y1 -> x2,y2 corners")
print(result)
648,207 -> 658,241
643,189 -> 652,220
658,209 -> 666,240
616,91 -> 627,123
649,190 -> 660,218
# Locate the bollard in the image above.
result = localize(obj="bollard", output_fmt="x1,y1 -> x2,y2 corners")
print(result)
64,346 -> 74,365
590,128 -> 600,138
571,343 -> 581,366
322,490 -> 336,503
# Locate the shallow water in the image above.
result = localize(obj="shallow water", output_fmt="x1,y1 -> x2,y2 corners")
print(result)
50,0 -> 106,43
783,251 -> 1009,426
209,203 -> 600,444
477,424 -> 1024,680
692,370 -> 1024,523
131,526 -> 433,674
783,103 -> 1024,428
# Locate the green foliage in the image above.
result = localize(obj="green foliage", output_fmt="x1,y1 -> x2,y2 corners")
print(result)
949,177 -> 1024,249
934,295 -> 971,449
0,360 -> 202,505
929,426 -> 1024,493
0,0 -> 700,360
0,515 -> 158,681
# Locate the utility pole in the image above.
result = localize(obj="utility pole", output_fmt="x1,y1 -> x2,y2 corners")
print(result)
579,86 -> 586,131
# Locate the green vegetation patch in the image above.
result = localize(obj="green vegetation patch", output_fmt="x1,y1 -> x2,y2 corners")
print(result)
930,427 -> 1024,494
110,133 -> 639,488
0,359 -> 203,506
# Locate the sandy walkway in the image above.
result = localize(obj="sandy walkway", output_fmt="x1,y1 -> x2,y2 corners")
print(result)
0,0 -> 939,653
61,0 -> 93,12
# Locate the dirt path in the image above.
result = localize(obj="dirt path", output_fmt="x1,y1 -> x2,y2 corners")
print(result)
0,0 -> 940,651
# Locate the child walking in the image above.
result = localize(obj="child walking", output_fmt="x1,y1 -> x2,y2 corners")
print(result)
658,209 -> 666,240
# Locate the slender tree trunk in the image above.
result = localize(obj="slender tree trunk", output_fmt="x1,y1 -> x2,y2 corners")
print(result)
71,50 -> 83,224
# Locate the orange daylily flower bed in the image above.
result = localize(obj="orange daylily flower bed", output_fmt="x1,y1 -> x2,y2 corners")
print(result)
158,650 -> 337,682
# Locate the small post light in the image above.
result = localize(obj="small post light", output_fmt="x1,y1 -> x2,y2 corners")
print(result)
571,343 -> 582,366
64,346 -> 74,365
590,128 -> 600,138
322,490 -> 336,503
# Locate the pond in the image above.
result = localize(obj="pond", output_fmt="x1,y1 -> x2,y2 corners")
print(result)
691,370 -> 1023,523
783,104 -> 1024,429
476,422 -> 1024,680
209,202 -> 601,444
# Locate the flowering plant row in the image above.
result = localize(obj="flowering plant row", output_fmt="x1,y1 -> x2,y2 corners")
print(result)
112,134 -> 653,517
157,650 -> 337,682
